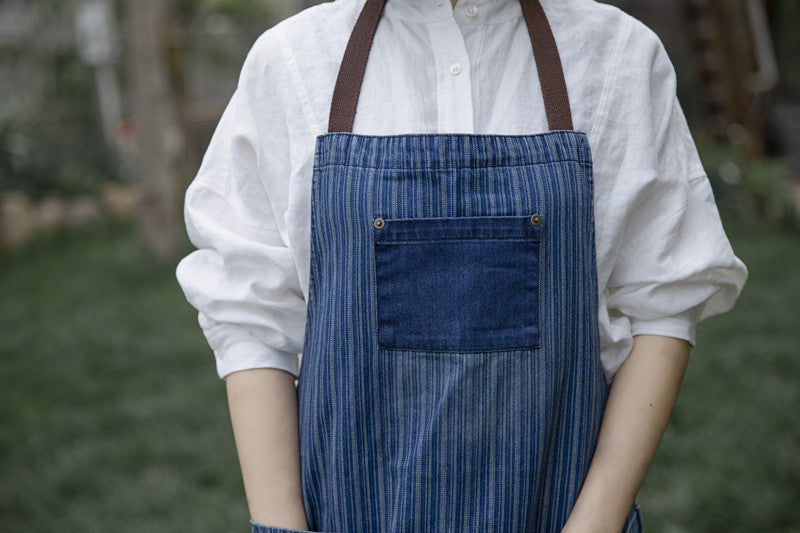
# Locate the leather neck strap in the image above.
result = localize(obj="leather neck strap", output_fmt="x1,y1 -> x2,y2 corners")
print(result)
328,0 -> 573,133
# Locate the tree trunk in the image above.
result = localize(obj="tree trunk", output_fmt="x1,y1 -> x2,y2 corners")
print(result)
125,0 -> 182,258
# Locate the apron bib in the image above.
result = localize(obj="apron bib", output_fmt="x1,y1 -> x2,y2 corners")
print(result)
280,0 -> 642,531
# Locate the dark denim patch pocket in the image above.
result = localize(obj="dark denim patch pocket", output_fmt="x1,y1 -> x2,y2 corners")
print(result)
373,215 -> 541,352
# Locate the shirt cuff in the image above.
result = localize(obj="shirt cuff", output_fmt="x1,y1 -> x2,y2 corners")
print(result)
214,341 -> 300,380
628,306 -> 701,348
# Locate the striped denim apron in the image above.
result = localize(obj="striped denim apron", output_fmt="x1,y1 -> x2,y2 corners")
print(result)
254,0 -> 642,531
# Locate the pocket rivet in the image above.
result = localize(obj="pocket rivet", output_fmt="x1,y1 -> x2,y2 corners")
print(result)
530,214 -> 542,226
373,217 -> 386,230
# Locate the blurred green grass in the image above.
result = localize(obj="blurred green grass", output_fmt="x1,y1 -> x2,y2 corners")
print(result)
0,222 -> 246,531
0,210 -> 798,532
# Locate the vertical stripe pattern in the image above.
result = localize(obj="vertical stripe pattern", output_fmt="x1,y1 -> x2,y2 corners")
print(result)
297,131 -> 618,532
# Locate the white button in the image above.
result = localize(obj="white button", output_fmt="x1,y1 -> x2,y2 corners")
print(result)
465,4 -> 479,17
449,62 -> 463,76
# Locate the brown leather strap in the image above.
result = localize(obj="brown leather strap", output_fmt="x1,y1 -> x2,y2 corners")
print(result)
328,0 -> 387,133
328,0 -> 572,132
518,0 -> 573,130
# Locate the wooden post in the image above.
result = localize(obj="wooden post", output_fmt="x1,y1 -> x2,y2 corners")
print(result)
125,0 -> 183,258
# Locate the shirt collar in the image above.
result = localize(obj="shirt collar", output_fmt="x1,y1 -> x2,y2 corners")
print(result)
382,0 -> 523,24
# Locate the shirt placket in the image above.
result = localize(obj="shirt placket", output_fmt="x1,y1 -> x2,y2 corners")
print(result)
427,3 -> 475,134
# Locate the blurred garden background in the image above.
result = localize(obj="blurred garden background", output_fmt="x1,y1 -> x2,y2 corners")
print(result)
0,0 -> 799,531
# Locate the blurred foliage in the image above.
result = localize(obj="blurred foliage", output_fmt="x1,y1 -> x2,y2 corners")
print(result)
0,0 -> 281,199
177,0 -> 278,26
698,133 -> 798,227
0,118 -> 116,199
175,0 -> 282,44
0,26 -> 117,198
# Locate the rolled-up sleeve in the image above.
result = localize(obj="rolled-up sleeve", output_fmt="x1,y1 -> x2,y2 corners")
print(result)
176,31 -> 306,379
588,19 -> 748,381
601,28 -> 747,352
608,159 -> 748,347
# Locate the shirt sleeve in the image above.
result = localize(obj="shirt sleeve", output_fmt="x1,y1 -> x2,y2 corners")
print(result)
176,31 -> 306,379
599,25 -> 747,353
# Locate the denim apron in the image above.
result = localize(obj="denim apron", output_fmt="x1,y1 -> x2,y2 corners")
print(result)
253,0 -> 643,531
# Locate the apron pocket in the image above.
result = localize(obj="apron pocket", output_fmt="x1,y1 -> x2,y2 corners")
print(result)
373,215 -> 541,352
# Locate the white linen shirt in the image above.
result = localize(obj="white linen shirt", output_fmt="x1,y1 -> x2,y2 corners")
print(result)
176,0 -> 748,382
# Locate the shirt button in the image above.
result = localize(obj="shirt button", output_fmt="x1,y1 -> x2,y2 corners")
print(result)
465,4 -> 479,17
449,62 -> 463,76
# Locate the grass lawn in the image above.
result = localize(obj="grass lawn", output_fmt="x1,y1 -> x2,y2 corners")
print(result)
0,222 -> 246,531
1,208 -> 798,532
